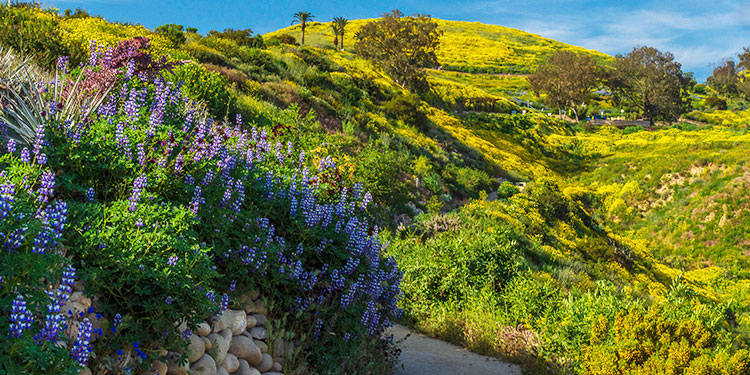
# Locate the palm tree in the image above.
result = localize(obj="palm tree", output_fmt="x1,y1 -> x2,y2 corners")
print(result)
291,11 -> 314,45
332,17 -> 349,50
331,23 -> 340,48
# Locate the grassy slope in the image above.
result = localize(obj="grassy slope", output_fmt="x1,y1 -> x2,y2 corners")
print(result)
265,18 -> 610,73
572,126 -> 750,306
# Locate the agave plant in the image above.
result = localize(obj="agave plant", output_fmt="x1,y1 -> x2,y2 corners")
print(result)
0,47 -> 112,148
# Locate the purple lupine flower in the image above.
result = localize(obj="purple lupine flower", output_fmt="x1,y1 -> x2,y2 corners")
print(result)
137,143 -> 146,166
125,89 -> 140,121
20,148 -> 30,163
126,59 -> 135,80
201,170 -> 215,186
113,313 -> 122,329
86,188 -> 95,202
36,290 -> 64,343
102,47 -> 113,68
9,295 -> 33,338
313,317 -> 323,340
360,192 -> 372,210
219,293 -> 229,313
229,280 -> 236,292
189,186 -> 204,215
60,266 -> 75,296
205,291 -> 216,303
88,41 -> 98,67
128,174 -> 147,212
37,170 -> 55,204
70,318 -> 93,365
167,255 -> 179,266
48,100 -> 59,116
6,139 -> 15,153
37,153 -> 47,165
0,182 -> 14,218
165,296 -> 173,305
57,56 -> 69,73
174,154 -> 184,174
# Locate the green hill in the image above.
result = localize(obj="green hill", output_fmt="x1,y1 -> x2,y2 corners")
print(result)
265,18 -> 611,74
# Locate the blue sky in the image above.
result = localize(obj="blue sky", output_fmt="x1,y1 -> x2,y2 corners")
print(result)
45,0 -> 749,81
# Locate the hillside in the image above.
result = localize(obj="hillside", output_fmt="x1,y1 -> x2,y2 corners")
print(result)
265,18 -> 611,74
0,4 -> 749,375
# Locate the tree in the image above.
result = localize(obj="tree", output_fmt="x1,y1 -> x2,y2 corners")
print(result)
738,47 -> 750,71
607,46 -> 692,123
292,11 -> 314,45
331,23 -> 339,48
208,28 -> 264,48
155,23 -> 186,46
707,59 -> 740,96
354,10 -> 442,92
332,17 -> 349,50
528,50 -> 600,121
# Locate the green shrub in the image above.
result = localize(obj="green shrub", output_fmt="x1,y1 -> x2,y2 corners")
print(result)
527,178 -> 570,221
155,23 -> 186,46
496,181 -> 520,199
384,94 -> 429,130
182,42 -> 233,67
705,96 -> 728,110
354,144 -> 405,203
0,5 -> 72,66
444,165 -> 493,196
170,63 -> 232,118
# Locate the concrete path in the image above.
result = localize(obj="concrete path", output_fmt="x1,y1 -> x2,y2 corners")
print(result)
389,324 -> 522,375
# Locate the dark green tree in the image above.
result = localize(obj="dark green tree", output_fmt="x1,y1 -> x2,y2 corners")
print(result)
354,10 -> 442,92
208,28 -> 264,48
528,50 -> 600,121
607,46 -> 692,122
707,60 -> 740,96
155,23 -> 186,46
292,11 -> 314,45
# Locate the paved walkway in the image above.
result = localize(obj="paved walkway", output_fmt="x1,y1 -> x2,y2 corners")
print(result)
389,325 -> 522,375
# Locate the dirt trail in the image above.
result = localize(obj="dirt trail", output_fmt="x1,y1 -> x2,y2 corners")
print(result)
390,325 -> 522,375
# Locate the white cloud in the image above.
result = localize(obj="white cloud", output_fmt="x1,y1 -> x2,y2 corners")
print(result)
472,1 -> 749,80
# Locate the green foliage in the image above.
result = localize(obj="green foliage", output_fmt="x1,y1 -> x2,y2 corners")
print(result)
496,181 -> 520,199
705,96 -> 728,110
384,94 -> 429,130
608,46 -> 692,122
0,5 -> 71,66
170,63 -> 233,118
528,50 -> 600,120
155,23 -> 186,46
208,28 -> 265,49
354,10 -> 442,92
354,143 -> 405,203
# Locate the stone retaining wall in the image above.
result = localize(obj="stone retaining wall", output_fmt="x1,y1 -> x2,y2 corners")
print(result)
66,285 -> 289,375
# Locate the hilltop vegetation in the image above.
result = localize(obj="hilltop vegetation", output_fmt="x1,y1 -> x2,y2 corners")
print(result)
265,18 -> 610,74
1,3 -> 750,375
